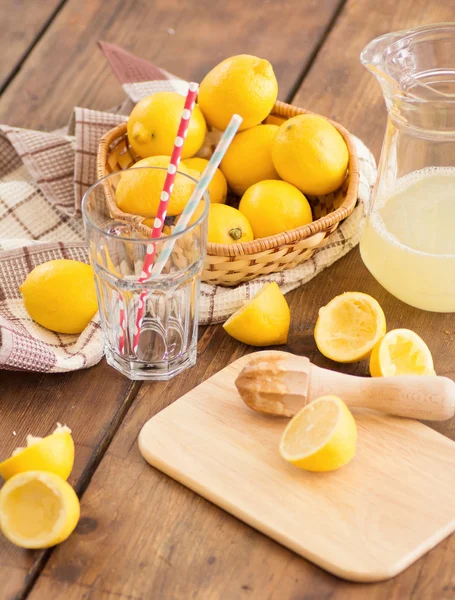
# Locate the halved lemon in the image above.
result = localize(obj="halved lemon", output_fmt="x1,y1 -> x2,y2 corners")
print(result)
0,424 -> 74,481
0,471 -> 80,548
314,292 -> 386,362
279,395 -> 357,472
369,328 -> 435,377
223,282 -> 290,346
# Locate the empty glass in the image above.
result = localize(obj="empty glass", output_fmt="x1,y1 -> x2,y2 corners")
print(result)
82,167 -> 209,380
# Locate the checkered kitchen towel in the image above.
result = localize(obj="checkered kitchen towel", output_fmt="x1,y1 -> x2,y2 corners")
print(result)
0,43 -> 377,373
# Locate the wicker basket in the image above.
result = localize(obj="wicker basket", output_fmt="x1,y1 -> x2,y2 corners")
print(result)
97,100 -> 359,286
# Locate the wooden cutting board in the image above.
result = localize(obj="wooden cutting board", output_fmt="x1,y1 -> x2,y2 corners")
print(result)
138,355 -> 455,582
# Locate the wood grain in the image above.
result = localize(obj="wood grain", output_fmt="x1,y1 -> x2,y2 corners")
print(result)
0,0 -> 64,93
0,364 -> 139,598
5,0 -> 455,598
0,1 -> 345,598
235,351 -> 455,420
0,0 -> 344,131
138,355 -> 455,582
29,255 -> 455,599
292,0 -> 455,159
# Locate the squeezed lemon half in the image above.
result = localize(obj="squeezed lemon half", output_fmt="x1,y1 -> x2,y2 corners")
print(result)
0,471 -> 80,549
369,328 -> 435,377
314,292 -> 386,362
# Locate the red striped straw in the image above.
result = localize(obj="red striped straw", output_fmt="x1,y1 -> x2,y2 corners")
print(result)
126,82 -> 199,354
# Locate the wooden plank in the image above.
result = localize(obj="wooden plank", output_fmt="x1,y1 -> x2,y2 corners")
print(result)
27,1 -> 455,599
0,0 -> 344,597
0,364 -> 139,598
28,252 -> 455,600
139,355 -> 455,582
0,0 -> 65,93
292,0 -> 455,159
0,0 -> 344,131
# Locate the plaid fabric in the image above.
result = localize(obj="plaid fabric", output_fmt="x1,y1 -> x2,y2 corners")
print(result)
0,43 -> 377,373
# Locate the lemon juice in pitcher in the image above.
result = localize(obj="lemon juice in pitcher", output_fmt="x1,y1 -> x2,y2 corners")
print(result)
360,167 -> 455,311
360,24 -> 455,312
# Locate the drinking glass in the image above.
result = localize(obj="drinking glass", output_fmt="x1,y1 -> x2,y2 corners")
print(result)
82,167 -> 209,380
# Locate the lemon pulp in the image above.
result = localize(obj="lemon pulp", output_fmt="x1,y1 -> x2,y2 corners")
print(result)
314,292 -> 386,362
279,395 -> 357,472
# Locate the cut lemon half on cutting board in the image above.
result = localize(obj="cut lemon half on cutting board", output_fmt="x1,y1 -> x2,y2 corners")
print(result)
0,471 -> 80,549
369,328 -> 435,377
314,292 -> 386,362
223,282 -> 290,346
0,424 -> 74,481
279,395 -> 357,472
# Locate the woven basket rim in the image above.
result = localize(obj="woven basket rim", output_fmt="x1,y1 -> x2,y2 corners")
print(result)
97,99 -> 360,257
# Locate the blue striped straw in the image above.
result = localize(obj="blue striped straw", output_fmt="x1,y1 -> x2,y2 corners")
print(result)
151,113 -> 243,277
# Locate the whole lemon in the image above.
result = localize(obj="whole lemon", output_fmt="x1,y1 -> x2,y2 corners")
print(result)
198,55 -> 278,131
208,204 -> 254,244
127,92 -> 207,159
116,156 -> 198,218
271,114 -> 349,195
182,157 -> 227,204
220,125 -> 280,196
239,180 -> 312,239
20,260 -> 98,334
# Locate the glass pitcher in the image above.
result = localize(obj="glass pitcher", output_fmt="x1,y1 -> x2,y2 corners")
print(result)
359,23 -> 455,312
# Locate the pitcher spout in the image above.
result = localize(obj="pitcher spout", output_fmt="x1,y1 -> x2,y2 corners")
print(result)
360,30 -> 405,72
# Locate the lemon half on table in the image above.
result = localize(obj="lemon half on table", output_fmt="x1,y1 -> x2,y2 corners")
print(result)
314,292 -> 386,363
369,328 -> 435,377
223,282 -> 290,346
0,424 -> 74,481
0,471 -> 80,549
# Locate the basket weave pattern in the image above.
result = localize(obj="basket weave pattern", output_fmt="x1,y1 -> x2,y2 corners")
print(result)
97,100 -> 359,286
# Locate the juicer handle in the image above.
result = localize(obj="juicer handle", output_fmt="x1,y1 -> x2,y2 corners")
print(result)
309,365 -> 455,421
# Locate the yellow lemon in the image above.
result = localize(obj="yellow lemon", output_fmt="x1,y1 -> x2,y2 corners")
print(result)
116,156 -> 198,218
369,329 -> 435,377
220,125 -> 280,196
0,471 -> 80,549
279,395 -> 357,472
127,92 -> 206,159
182,157 -> 227,204
239,180 -> 312,239
223,282 -> 290,346
20,260 -> 97,335
207,204 -> 254,244
314,292 -> 386,363
272,114 -> 349,195
0,424 -> 74,481
198,55 -> 278,131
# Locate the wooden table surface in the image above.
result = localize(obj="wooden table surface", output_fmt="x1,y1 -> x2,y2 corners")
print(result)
1,1 -> 455,598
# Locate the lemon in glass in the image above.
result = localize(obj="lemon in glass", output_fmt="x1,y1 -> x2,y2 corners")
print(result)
239,180 -> 312,239
183,157 -> 227,204
116,156 -> 198,218
272,114 -> 349,195
220,124 -> 280,196
198,55 -> 278,131
127,91 -> 206,159
20,259 -> 97,334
